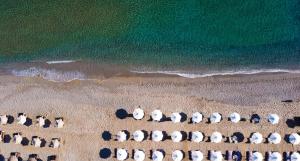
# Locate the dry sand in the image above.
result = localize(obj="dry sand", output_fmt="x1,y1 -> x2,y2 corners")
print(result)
0,73 -> 299,161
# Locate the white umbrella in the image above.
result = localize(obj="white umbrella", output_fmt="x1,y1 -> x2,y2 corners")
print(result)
192,112 -> 203,123
191,131 -> 204,143
268,133 -> 281,144
211,132 -> 222,143
191,150 -> 204,161
36,116 -> 45,127
268,114 -> 279,125
289,133 -> 300,145
32,137 -> 42,147
133,130 -> 144,142
290,152 -> 300,161
51,138 -> 60,148
229,112 -> 241,123
55,118 -> 64,128
172,150 -> 184,161
134,149 -> 146,161
251,152 -> 263,161
171,113 -> 181,123
14,133 -> 22,144
250,132 -> 263,144
171,131 -> 183,142
8,155 -> 18,161
133,108 -> 144,120
117,148 -> 128,161
152,151 -> 164,161
17,114 -> 27,125
151,110 -> 163,122
210,151 -> 223,161
268,152 -> 282,161
152,130 -> 164,142
117,131 -> 128,142
210,113 -> 222,123
0,115 -> 8,125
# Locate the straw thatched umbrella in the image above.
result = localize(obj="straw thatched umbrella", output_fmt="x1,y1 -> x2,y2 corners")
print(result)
32,137 -> 42,147
116,148 -> 128,161
268,133 -> 281,144
117,131 -> 128,142
210,151 -> 223,161
133,130 -> 144,142
171,131 -> 183,143
267,114 -> 279,125
134,149 -> 145,161
55,118 -> 64,128
152,150 -> 164,161
50,138 -> 61,148
152,130 -> 163,142
268,152 -> 282,161
210,113 -> 221,123
172,150 -> 183,161
191,150 -> 204,161
251,152 -> 263,161
36,116 -> 45,127
191,131 -> 204,143
151,110 -> 163,122
17,113 -> 27,125
192,112 -> 203,123
171,113 -> 181,123
250,132 -> 263,144
13,133 -> 23,144
133,108 -> 144,120
291,152 -> 300,161
211,132 -> 222,143
289,133 -> 300,145
0,115 -> 8,125
229,112 -> 240,123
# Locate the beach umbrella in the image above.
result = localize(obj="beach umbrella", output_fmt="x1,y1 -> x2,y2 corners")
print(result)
192,112 -> 203,123
55,118 -> 64,128
51,138 -> 60,148
268,152 -> 282,161
172,150 -> 184,161
290,152 -> 300,161
133,108 -> 144,120
8,155 -> 18,161
268,114 -> 279,125
0,115 -> 8,125
251,152 -> 263,161
14,133 -> 22,144
116,148 -> 128,161
210,151 -> 223,161
171,131 -> 183,142
36,116 -> 45,127
133,130 -> 144,142
210,113 -> 222,123
268,132 -> 281,144
229,112 -> 241,123
134,149 -> 145,161
289,133 -> 300,145
152,130 -> 164,142
117,131 -> 128,142
151,110 -> 163,122
211,132 -> 222,143
32,137 -> 42,147
17,113 -> 27,125
191,150 -> 204,161
152,150 -> 164,161
191,131 -> 204,143
250,132 -> 263,144
171,112 -> 181,123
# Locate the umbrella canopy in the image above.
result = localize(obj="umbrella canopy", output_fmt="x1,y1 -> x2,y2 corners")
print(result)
117,131 -> 128,142
229,112 -> 241,123
191,131 -> 204,143
289,133 -> 300,145
51,138 -> 60,148
152,150 -> 164,161
268,152 -> 282,161
210,151 -> 223,161
291,152 -> 300,161
211,132 -> 222,143
191,150 -> 204,161
171,113 -> 181,123
251,152 -> 263,161
133,130 -> 144,142
17,114 -> 27,125
210,113 -> 222,123
0,115 -> 8,125
268,133 -> 281,144
134,149 -> 145,161
32,137 -> 42,147
250,132 -> 263,144
172,150 -> 184,161
55,118 -> 64,128
152,130 -> 164,142
151,110 -> 163,122
171,131 -> 183,142
8,155 -> 18,161
133,108 -> 144,120
268,114 -> 279,125
14,133 -> 22,144
36,116 -> 45,127
117,148 -> 128,161
192,112 -> 203,123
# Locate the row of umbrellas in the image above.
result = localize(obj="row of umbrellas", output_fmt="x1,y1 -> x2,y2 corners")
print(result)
132,108 -> 280,124
115,149 -> 300,161
7,153 -> 57,161
116,130 -> 300,145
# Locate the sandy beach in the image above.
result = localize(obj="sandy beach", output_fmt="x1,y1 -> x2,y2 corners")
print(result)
0,73 -> 300,161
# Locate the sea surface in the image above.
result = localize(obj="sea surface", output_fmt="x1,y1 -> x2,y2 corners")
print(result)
0,0 -> 299,81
